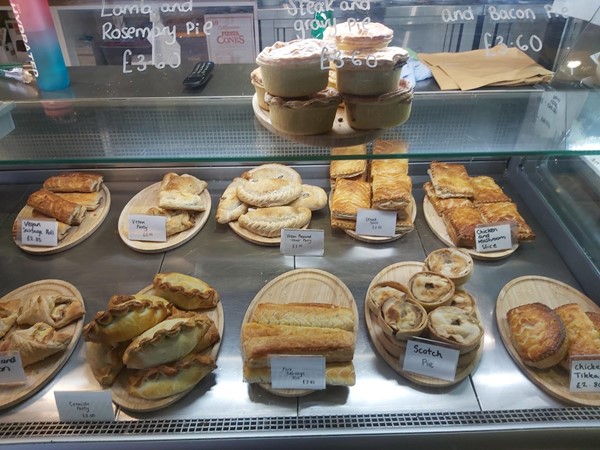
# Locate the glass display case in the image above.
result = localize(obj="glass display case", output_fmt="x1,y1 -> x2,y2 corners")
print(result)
0,1 -> 599,448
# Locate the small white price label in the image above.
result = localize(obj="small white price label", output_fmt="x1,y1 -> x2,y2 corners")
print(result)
270,355 -> 326,390
355,209 -> 396,237
0,352 -> 26,384
280,229 -> 324,256
402,338 -> 460,382
54,390 -> 115,422
20,219 -> 58,247
569,359 -> 600,392
127,214 -> 167,242
475,222 -> 514,253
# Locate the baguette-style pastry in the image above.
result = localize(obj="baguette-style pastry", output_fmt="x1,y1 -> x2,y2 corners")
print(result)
238,206 -> 311,238
243,361 -> 356,386
146,207 -> 195,237
83,296 -> 170,344
330,178 -> 371,220
371,173 -> 412,210
26,189 -> 87,225
242,322 -> 350,340
554,303 -> 600,370
43,172 -> 103,193
54,191 -> 103,211
329,145 -> 367,179
423,181 -> 473,215
287,184 -> 328,211
250,303 -> 354,332
85,341 -> 126,387
17,294 -> 85,329
158,173 -> 208,212
242,164 -> 302,185
0,299 -> 21,339
428,162 -> 474,199
236,178 -> 302,208
470,176 -> 511,204
128,352 -> 217,400
0,322 -> 72,367
123,315 -> 215,369
476,201 -> 535,242
153,272 -> 220,310
215,177 -> 248,224
441,206 -> 484,248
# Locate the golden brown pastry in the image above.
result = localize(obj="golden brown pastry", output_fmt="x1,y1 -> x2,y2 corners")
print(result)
26,189 -> 87,225
85,341 -> 126,387
158,173 -> 208,212
555,303 -> 600,370
236,178 -> 302,208
378,295 -> 428,340
17,294 -> 85,329
371,173 -> 412,211
0,299 -> 21,339
330,216 -> 356,231
441,206 -> 484,248
243,361 -> 356,386
371,140 -> 409,177
287,184 -> 328,211
586,311 -> 600,331
507,302 -> 567,369
242,164 -> 302,185
215,177 -> 248,224
238,206 -> 311,238
128,352 -> 217,400
23,210 -> 73,242
423,181 -> 473,215
330,178 -> 371,220
83,296 -> 170,344
424,247 -> 473,286
470,176 -> 511,204
153,272 -> 219,310
43,172 -> 103,193
427,306 -> 483,353
367,281 -> 411,314
330,145 -> 367,179
0,322 -> 72,367
448,290 -> 477,316
146,207 -> 195,237
408,271 -> 455,311
428,162 -> 474,199
250,303 -> 354,332
476,201 -> 535,242
54,191 -> 103,211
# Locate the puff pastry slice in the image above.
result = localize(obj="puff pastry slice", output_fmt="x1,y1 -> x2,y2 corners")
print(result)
330,145 -> 367,179
0,322 -> 72,367
146,207 -> 195,237
423,181 -> 474,215
371,173 -> 412,210
470,176 -> 511,204
0,299 -> 21,339
153,272 -> 220,310
158,173 -> 208,212
43,172 -> 103,193
238,206 -> 311,238
330,178 -> 371,220
441,206 -> 484,248
428,162 -> 474,199
476,201 -> 535,241
27,189 -> 87,225
17,294 -> 85,329
555,303 -> 600,370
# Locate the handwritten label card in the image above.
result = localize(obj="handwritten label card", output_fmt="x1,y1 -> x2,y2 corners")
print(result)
127,214 -> 167,242
475,222 -> 514,253
402,338 -> 460,382
0,352 -> 26,384
54,390 -> 114,422
270,355 -> 326,390
20,219 -> 58,247
570,359 -> 600,393
355,209 -> 396,237
280,229 -> 324,256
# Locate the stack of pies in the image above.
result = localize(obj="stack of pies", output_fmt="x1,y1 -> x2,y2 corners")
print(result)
83,272 -> 220,400
330,140 -> 414,237
424,161 -> 535,248
217,164 -> 326,241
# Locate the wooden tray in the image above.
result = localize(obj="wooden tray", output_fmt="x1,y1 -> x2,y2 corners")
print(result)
0,279 -> 84,410
229,220 -> 309,247
496,276 -> 600,406
14,185 -> 111,254
422,197 -> 516,260
109,285 -> 224,412
241,268 -> 358,396
365,261 -> 484,387
117,182 -> 211,253
252,94 -> 383,148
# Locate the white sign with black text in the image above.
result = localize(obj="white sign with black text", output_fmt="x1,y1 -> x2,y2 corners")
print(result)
355,209 -> 397,237
54,390 -> 115,422
402,338 -> 460,382
280,229 -> 324,256
475,222 -> 514,253
569,359 -> 600,393
0,352 -> 26,384
20,219 -> 58,247
270,355 -> 326,390
127,214 -> 167,242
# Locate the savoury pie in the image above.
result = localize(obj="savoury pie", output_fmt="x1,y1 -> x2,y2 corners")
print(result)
55,191 -> 103,211
423,181 -> 473,215
330,178 -> 371,220
0,322 -> 72,367
476,201 -> 535,242
448,290 -> 477,316
377,294 -> 428,341
158,173 -> 208,212
555,303 -> 600,370
408,271 -> 455,311
236,178 -> 302,208
427,306 -> 483,353
424,247 -> 473,286
367,281 -> 412,315
237,206 -> 311,238
215,177 -> 248,224
153,272 -> 220,310
470,176 -> 511,204
428,162 -> 474,199
17,294 -> 85,329
441,206 -> 484,248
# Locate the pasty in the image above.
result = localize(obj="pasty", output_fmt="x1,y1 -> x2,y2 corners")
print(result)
242,164 -> 302,185
476,201 -> 535,242
83,296 -> 170,343
236,178 -> 302,207
424,247 -> 473,286
441,206 -> 484,248
85,341 -> 126,387
26,189 -> 87,225
470,176 -> 511,204
507,302 -> 567,369
123,315 -> 215,369
0,299 -> 21,339
250,303 -> 354,332
408,271 -> 455,310
329,145 -> 367,179
428,162 -> 474,199
43,172 -> 103,193
0,322 -> 72,367
243,361 -> 355,386
555,303 -> 600,370
238,206 -> 311,238
330,178 -> 371,220
153,272 -> 220,310
423,181 -> 473,215
146,207 -> 195,237
287,184 -> 328,211
371,173 -> 412,210
158,173 -> 208,212
215,177 -> 248,224
54,191 -> 103,211
378,295 -> 427,340
427,306 -> 483,353
128,352 -> 217,400
17,294 -> 85,329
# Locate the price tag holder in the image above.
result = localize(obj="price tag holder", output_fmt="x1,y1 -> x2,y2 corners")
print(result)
54,390 -> 115,422
0,352 -> 27,384
569,359 -> 600,393
280,229 -> 324,256
355,209 -> 397,237
19,219 -> 58,247
475,221 -> 515,253
127,214 -> 167,242
270,355 -> 326,390
402,337 -> 460,382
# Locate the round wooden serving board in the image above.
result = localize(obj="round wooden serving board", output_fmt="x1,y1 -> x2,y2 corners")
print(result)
109,285 -> 224,412
422,196 -> 516,260
365,261 -> 484,387
496,276 -> 600,406
0,279 -> 84,410
252,94 -> 383,148
118,182 -> 211,253
242,268 -> 358,397
14,185 -> 111,254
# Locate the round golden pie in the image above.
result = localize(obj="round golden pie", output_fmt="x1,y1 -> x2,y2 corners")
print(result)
424,248 -> 473,286
377,295 -> 428,341
367,281 -> 411,315
332,21 -> 394,52
408,271 -> 455,311
448,290 -> 477,316
427,306 -> 483,353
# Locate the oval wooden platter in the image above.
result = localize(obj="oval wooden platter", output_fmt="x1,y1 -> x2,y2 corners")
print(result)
117,182 -> 211,253
241,268 -> 358,397
422,196 -> 516,260
14,185 -> 111,254
0,279 -> 84,410
365,261 -> 484,387
252,94 -> 383,148
228,220 -> 309,247
108,285 -> 224,412
496,276 -> 600,406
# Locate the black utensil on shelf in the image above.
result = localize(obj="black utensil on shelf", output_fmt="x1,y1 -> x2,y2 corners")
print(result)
183,61 -> 215,89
